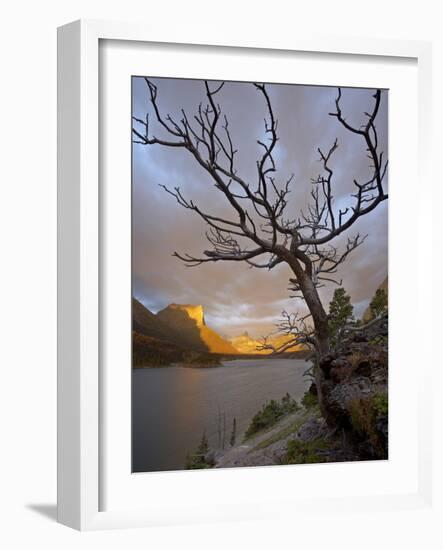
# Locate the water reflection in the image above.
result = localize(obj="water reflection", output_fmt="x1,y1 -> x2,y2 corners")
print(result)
132,358 -> 310,472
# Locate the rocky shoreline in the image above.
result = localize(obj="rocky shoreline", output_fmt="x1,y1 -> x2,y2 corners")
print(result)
212,402 -> 364,469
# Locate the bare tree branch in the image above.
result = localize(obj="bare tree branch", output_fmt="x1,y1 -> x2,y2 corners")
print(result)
133,79 -> 388,358
257,310 -> 317,354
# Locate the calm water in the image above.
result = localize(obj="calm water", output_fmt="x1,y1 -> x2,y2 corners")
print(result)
132,358 -> 310,472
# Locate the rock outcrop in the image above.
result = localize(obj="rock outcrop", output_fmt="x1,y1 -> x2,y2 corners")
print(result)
319,314 -> 388,459
164,304 -> 205,327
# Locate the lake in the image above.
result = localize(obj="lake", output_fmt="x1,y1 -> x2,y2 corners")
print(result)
132,358 -> 310,472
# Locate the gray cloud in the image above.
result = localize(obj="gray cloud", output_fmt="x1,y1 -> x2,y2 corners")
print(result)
132,77 -> 388,337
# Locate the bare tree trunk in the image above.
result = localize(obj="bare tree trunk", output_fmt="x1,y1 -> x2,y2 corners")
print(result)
285,256 -> 330,412
285,254 -> 330,354
298,275 -> 329,411
300,277 -> 329,355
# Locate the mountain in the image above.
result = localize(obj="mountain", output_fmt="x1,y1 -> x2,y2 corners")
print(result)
133,298 -> 174,342
229,331 -> 304,355
156,304 -> 239,354
132,298 -> 189,366
133,298 -> 240,363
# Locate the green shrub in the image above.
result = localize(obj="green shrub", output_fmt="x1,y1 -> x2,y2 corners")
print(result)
349,392 -> 388,458
301,390 -> 318,409
373,393 -> 388,416
328,287 -> 354,347
244,393 -> 300,439
185,432 -> 213,469
369,288 -> 388,319
282,438 -> 329,464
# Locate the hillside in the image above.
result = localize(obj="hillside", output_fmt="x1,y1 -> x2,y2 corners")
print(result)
132,299 -> 186,366
133,298 -> 174,342
132,331 -> 185,367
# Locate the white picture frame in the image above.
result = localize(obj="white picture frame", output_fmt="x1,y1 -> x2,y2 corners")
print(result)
57,19 -> 433,531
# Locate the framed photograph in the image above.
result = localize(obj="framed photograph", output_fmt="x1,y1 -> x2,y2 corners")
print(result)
57,19 -> 433,530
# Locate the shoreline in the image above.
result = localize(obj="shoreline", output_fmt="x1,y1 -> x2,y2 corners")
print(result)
133,351 -> 311,370
133,362 -> 223,370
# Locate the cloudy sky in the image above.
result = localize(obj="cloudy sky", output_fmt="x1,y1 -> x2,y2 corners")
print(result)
132,77 -> 388,339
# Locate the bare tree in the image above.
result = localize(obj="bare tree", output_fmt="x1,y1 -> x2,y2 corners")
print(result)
133,79 -> 388,406
257,311 -> 317,354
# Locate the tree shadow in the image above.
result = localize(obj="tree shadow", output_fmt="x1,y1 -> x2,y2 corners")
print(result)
26,503 -> 57,522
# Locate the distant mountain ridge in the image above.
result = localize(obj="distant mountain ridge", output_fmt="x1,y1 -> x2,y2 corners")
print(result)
133,299 -> 239,356
229,331 -> 304,355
